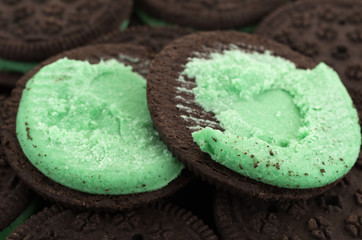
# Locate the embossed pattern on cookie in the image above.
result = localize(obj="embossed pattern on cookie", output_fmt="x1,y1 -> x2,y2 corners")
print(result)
136,0 -> 288,29
214,159 -> 362,239
256,0 -> 362,111
0,0 -> 132,61
7,203 -> 218,240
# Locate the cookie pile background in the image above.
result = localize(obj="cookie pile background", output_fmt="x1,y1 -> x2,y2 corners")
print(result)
0,0 -> 361,239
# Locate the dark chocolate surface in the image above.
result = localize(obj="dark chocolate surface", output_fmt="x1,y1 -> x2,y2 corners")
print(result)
255,0 -> 362,112
214,160 -> 362,240
136,0 -> 288,30
0,71 -> 23,91
0,97 -> 34,229
0,0 -> 132,61
8,203 -> 218,240
93,26 -> 192,54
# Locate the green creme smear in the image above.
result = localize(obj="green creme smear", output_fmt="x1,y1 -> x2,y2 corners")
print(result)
16,58 -> 184,194
0,198 -> 39,240
120,19 -> 130,30
136,8 -> 175,27
0,58 -> 38,74
184,49 -> 361,189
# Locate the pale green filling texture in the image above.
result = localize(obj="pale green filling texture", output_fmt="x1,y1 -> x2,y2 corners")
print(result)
120,19 -> 130,30
185,49 -> 361,188
16,58 -> 183,194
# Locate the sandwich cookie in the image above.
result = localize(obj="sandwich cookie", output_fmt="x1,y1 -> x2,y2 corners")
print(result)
1,44 -> 191,212
147,31 -> 360,200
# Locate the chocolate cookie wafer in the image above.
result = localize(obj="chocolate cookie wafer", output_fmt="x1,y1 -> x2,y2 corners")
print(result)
135,0 -> 288,30
255,0 -> 362,111
93,26 -> 192,54
147,31 -> 360,200
0,143 -> 37,239
0,44 -> 192,212
214,160 -> 362,239
0,0 -> 132,88
8,203 -> 218,240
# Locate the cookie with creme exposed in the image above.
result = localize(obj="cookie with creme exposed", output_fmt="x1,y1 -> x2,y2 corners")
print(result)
0,43 -> 191,212
146,31 -> 361,200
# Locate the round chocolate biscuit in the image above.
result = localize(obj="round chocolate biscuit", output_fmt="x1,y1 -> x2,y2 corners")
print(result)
0,0 -> 132,62
0,141 -> 34,233
214,160 -> 362,240
93,26 -> 192,54
8,202 -> 218,240
255,0 -> 362,112
136,0 -> 289,30
146,31 -> 343,201
0,43 -> 192,212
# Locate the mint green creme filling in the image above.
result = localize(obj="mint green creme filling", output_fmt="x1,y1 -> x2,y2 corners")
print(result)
120,19 -> 130,30
184,49 -> 361,189
136,8 -> 175,27
0,58 -> 38,73
16,58 -> 183,195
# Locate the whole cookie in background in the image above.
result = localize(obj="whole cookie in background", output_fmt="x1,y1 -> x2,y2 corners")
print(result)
0,0 -> 132,89
0,43 -> 192,212
93,26 -> 192,54
255,0 -> 362,111
135,0 -> 289,30
214,159 -> 362,240
147,31 -> 360,201
8,203 -> 218,240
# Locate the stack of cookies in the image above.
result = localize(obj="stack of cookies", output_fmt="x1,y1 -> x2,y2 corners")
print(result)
0,1 -> 361,239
